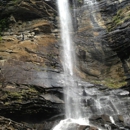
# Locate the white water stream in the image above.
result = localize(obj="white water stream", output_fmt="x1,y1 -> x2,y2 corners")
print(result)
56,0 -> 82,120
57,0 -> 73,76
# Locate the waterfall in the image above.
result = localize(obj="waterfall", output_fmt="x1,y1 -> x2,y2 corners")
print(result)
56,0 -> 100,120
57,0 -> 73,76
53,0 -> 87,129
56,0 -> 82,119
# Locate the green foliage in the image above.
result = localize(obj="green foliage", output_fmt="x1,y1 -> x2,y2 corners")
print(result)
0,0 -> 20,5
91,79 -> 127,88
1,86 -> 40,104
12,0 -> 19,4
117,9 -> 123,16
0,18 -> 9,37
8,0 -> 21,5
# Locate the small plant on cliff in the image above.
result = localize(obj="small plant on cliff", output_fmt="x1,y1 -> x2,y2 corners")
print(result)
107,4 -> 130,31
0,18 -> 9,36
0,68 -> 6,88
12,0 -> 20,4
0,36 -> 2,42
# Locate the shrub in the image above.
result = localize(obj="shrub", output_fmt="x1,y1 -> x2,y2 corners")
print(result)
0,18 -> 9,35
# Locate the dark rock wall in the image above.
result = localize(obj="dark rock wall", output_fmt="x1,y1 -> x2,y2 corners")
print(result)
73,0 -> 127,88
0,0 -> 57,20
100,0 -> 130,88
0,0 -> 64,128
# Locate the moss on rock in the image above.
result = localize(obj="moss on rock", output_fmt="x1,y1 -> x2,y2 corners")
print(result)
0,85 -> 40,104
90,78 -> 127,89
107,4 -> 130,31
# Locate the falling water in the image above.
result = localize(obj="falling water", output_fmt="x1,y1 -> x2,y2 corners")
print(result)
53,0 -> 88,129
84,0 -> 99,28
56,0 -> 82,119
57,0 -> 73,76
56,0 -> 100,121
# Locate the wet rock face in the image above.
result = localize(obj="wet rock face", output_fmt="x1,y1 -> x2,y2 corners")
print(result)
0,66 -> 130,129
0,0 -> 57,20
51,81 -> 130,130
0,63 -> 65,122
0,116 -> 32,130
100,0 -> 130,87
0,0 -> 63,128
73,0 -> 126,87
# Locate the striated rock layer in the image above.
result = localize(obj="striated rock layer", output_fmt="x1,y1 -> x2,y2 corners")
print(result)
101,0 -> 130,91
73,0 -> 129,88
0,0 -> 130,129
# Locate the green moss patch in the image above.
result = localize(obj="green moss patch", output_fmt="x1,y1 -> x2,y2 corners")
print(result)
107,4 -> 130,31
91,78 -> 127,88
0,86 -> 40,105
0,18 -> 9,36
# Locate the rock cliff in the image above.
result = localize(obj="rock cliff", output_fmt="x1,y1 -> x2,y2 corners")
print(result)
74,0 -> 129,88
102,0 -> 130,90
0,0 -> 130,129
0,0 -> 64,128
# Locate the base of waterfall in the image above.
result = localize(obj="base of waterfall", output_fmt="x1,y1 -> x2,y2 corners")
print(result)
52,118 -> 116,130
52,118 -> 91,130
52,114 -> 130,130
52,118 -> 106,130
51,80 -> 130,130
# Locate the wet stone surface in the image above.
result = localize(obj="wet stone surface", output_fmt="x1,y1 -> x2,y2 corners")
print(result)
0,63 -> 130,129
63,81 -> 130,129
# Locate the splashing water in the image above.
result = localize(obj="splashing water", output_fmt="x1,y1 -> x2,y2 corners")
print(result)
110,116 -> 115,124
53,118 -> 89,130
